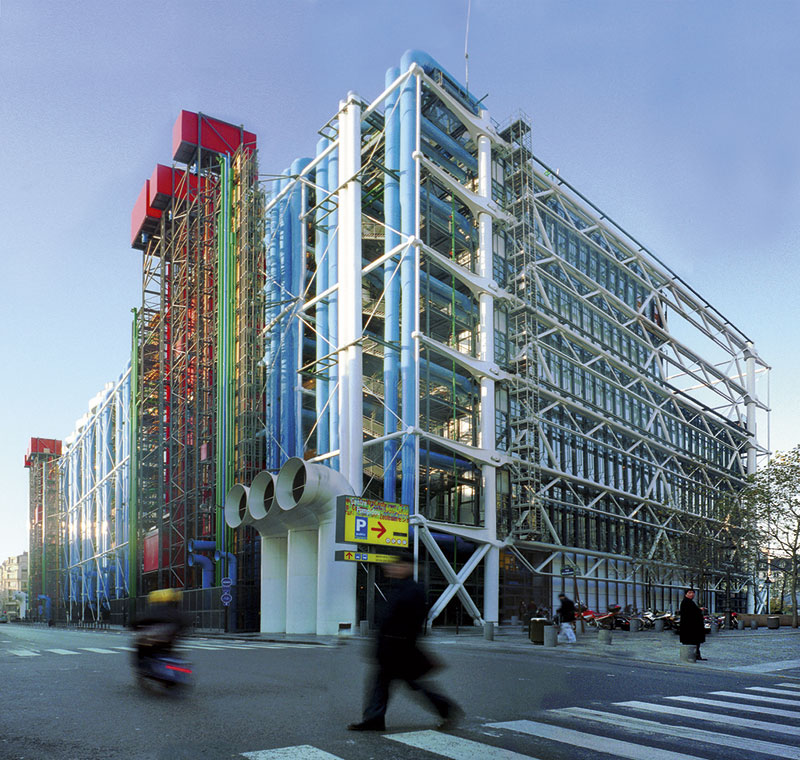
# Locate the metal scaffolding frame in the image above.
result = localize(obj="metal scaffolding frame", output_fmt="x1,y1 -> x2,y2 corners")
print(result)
25,440 -> 62,620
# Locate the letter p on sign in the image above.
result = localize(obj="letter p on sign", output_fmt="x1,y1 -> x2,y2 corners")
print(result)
354,516 -> 368,539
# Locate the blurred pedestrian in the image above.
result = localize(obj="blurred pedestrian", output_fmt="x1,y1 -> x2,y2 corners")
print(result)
556,593 -> 577,643
348,551 -> 462,732
679,589 -> 707,661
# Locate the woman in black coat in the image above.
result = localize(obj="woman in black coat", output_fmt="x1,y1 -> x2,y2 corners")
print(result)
679,589 -> 706,661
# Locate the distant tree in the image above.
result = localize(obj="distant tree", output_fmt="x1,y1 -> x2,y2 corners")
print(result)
742,445 -> 800,628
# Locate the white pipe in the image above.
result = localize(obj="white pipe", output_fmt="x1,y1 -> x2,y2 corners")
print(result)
275,457 -> 356,635
337,95 -> 364,496
477,133 -> 499,625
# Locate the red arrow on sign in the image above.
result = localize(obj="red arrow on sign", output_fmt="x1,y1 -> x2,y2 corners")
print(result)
345,552 -> 354,559
371,522 -> 386,539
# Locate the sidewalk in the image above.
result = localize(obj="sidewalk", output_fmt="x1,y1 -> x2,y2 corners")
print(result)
421,623 -> 800,676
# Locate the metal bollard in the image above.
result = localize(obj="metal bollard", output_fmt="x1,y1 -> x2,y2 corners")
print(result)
543,624 -> 558,647
680,644 -> 697,663
598,628 -> 612,644
654,619 -> 665,633
484,622 -> 495,641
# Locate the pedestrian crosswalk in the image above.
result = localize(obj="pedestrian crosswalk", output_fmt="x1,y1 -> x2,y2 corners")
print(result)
2,639 -> 325,659
240,680 -> 800,759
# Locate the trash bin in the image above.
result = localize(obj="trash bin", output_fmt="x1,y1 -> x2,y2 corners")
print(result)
767,616 -> 780,630
528,617 -> 548,645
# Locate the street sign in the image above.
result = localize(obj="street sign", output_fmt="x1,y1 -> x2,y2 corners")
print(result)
335,495 -> 409,548
335,550 -> 401,564
221,577 -> 232,588
560,566 -> 576,576
220,591 -> 233,606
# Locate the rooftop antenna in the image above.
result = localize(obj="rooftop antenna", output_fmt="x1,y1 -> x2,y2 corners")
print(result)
465,0 -> 471,93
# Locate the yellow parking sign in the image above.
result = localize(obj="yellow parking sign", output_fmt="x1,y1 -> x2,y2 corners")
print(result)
335,495 -> 409,548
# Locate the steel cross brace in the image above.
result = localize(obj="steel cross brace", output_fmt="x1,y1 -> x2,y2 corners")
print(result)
415,522 -> 488,626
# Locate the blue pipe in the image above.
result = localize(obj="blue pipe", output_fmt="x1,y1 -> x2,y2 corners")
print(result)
289,157 -> 311,459
384,66 -> 401,502
327,143 -> 339,468
401,49 -> 483,116
188,552 -> 214,588
315,138 -> 330,456
421,116 -> 477,173
419,359 -> 473,394
213,550 -> 237,586
399,52 -> 418,511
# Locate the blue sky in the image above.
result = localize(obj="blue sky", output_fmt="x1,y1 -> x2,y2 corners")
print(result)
1,0 -> 798,562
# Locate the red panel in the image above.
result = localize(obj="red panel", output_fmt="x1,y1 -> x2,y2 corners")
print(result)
172,110 -> 257,164
148,164 -> 207,210
24,438 -> 62,466
143,532 -> 159,573
131,179 -> 164,249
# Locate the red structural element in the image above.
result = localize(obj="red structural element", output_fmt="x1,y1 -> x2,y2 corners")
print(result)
24,438 -> 62,467
142,531 -> 160,573
131,179 -> 164,250
172,110 -> 256,164
148,164 -> 206,210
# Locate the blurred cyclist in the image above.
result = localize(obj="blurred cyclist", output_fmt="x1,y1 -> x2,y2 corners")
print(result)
131,589 -> 189,666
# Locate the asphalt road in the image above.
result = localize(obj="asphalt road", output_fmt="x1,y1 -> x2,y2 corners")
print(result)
1,624 -> 799,759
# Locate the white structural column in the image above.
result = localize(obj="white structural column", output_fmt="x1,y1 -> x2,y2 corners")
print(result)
337,94 -> 364,494
285,529 -> 318,633
745,343 -> 757,476
477,134 -> 499,624
260,536 -> 287,632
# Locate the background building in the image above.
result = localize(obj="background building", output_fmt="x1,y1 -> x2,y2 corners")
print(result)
0,552 -> 28,620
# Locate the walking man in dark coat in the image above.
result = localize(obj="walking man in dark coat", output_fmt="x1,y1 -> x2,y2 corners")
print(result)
348,551 -> 462,731
679,588 -> 707,661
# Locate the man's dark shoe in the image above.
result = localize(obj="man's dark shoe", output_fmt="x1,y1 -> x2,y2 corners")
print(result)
696,656 -> 708,661
347,720 -> 385,731
438,704 -> 465,730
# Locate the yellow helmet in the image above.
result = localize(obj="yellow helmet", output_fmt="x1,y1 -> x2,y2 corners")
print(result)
148,588 -> 182,604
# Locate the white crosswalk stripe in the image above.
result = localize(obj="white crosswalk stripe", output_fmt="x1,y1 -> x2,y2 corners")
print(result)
557,706 -> 800,759
79,647 -> 118,654
666,694 -> 800,719
777,682 -> 800,690
617,699 -> 800,737
242,747 -> 342,759
46,648 -> 80,655
710,689 -> 800,707
486,719 -> 706,760
386,730 -> 535,759
8,649 -> 39,657
745,685 -> 800,698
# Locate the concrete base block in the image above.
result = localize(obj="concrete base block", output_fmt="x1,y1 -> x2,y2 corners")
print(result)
543,625 -> 558,647
654,619 -> 665,633
359,620 -> 369,636
737,619 -> 745,630
484,622 -> 495,641
629,618 -> 641,633
598,628 -> 612,645
751,620 -> 759,630
680,644 -> 697,663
